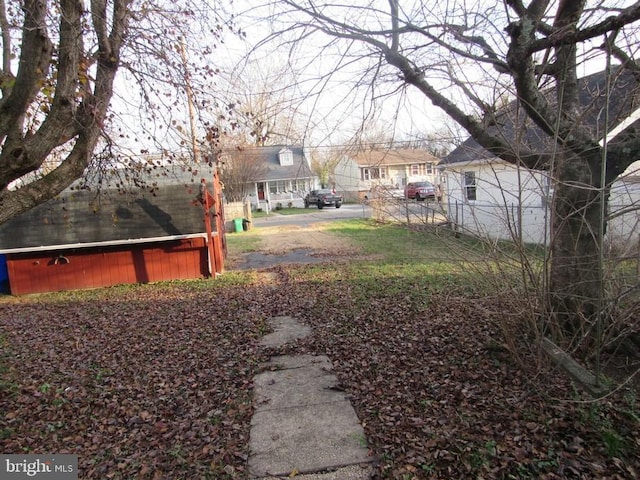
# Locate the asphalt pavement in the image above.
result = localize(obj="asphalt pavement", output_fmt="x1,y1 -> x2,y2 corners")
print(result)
250,204 -> 372,228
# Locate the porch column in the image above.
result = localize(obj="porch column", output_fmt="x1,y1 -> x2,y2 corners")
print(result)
265,182 -> 271,214
253,183 -> 259,209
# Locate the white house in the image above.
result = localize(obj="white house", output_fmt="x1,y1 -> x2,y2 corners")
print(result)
335,147 -> 441,200
440,144 -> 552,244
440,67 -> 640,246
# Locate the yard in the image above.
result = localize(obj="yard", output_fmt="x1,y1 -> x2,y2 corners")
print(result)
0,219 -> 638,479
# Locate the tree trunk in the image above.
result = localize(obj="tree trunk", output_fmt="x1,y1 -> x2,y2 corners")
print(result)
548,150 -> 604,345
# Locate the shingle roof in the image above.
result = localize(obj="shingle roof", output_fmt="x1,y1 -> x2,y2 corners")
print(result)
0,145 -> 315,249
0,162 -> 222,249
224,144 -> 313,181
351,148 -> 440,166
441,67 -> 640,166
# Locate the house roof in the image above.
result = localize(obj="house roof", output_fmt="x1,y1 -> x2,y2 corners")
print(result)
441,67 -> 640,167
350,148 -> 440,167
223,144 -> 313,181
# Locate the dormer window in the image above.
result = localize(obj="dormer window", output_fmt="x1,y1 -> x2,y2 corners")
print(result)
279,148 -> 293,166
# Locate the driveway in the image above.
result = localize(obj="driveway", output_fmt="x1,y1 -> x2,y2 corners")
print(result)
251,203 -> 372,228
227,205 -> 370,271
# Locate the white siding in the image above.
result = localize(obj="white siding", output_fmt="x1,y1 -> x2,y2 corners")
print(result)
607,179 -> 640,251
334,156 -> 361,192
442,161 -> 640,247
444,161 -> 547,207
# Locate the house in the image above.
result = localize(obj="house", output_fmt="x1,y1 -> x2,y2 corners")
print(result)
439,142 -> 552,244
0,163 -> 225,294
607,170 -> 640,252
335,147 -> 441,200
439,67 -> 640,245
222,145 -> 315,211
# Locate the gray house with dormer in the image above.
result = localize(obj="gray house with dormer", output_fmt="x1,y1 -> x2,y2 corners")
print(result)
221,145 -> 315,211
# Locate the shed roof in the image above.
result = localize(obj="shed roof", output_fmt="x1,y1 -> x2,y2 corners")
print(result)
0,164 -> 217,249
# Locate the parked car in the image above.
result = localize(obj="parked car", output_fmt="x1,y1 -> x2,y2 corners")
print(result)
404,181 -> 436,201
304,189 -> 343,209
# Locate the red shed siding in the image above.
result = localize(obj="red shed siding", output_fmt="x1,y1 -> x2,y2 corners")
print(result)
6,237 -> 209,295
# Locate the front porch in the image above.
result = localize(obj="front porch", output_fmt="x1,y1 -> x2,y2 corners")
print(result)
249,179 -> 313,212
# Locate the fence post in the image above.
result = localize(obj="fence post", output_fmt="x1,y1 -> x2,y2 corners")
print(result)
243,197 -> 252,228
454,200 -> 459,234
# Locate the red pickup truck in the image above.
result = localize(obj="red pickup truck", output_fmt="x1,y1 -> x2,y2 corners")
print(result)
304,189 -> 343,209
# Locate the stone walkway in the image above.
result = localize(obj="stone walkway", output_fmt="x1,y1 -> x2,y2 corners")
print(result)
248,316 -> 373,479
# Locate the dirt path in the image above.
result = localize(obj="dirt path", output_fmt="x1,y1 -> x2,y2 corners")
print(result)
226,222 -> 361,270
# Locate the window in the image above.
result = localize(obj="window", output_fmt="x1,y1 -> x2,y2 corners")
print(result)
464,171 -> 477,201
293,179 -> 306,192
411,164 -> 420,175
426,162 -> 434,175
268,181 -> 287,194
278,148 -> 293,166
362,167 -> 388,181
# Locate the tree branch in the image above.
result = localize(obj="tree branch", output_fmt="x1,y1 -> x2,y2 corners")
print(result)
0,0 -> 52,141
528,2 -> 640,54
383,47 -> 542,168
0,0 -> 12,77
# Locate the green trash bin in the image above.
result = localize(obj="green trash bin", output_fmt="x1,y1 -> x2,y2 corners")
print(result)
233,218 -> 244,232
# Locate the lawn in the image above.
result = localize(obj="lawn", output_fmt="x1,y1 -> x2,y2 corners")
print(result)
252,207 -> 309,217
0,220 -> 638,479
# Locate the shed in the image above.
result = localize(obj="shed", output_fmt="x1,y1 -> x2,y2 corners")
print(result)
0,165 -> 225,295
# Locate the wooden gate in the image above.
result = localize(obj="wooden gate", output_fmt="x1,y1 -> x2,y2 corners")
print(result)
199,169 -> 226,275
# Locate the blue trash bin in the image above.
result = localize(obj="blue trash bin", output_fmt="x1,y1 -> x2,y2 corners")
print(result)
0,254 -> 9,293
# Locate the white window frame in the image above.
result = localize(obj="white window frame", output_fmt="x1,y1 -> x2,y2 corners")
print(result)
426,162 -> 434,175
464,171 -> 477,201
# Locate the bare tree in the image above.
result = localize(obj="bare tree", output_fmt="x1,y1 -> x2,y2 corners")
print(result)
308,146 -> 343,188
347,119 -> 396,154
261,0 -> 640,342
218,149 -> 270,201
0,0 -> 235,225
213,64 -> 308,147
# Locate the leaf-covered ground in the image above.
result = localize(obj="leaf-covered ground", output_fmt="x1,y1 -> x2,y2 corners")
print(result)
1,264 -> 638,479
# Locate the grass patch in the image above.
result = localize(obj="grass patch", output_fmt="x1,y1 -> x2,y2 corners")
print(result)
225,233 -> 262,253
0,273 -> 259,305
253,207 -> 309,217
271,207 -> 309,215
314,219 -> 532,295
326,218 -> 486,262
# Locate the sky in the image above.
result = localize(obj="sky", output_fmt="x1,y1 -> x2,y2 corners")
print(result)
220,1 -> 452,146
112,0 -> 455,152
107,0 -> 635,157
